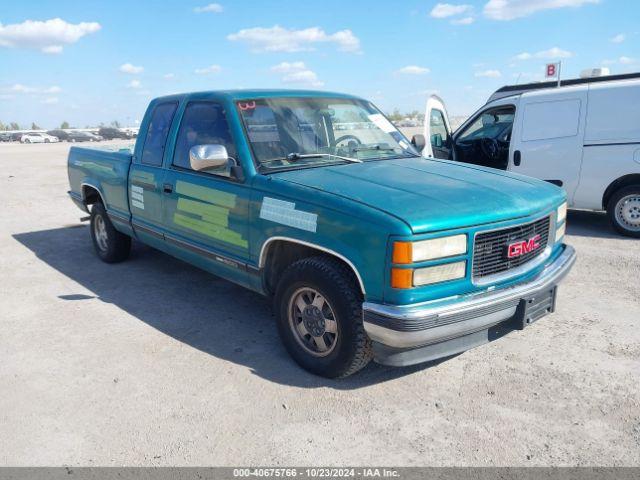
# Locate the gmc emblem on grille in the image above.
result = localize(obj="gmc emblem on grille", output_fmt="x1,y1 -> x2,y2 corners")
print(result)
506,234 -> 541,259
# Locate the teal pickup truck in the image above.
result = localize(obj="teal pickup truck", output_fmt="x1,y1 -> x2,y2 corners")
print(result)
68,90 -> 576,378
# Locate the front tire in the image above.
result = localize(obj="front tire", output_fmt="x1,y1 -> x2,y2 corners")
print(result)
90,203 -> 131,262
607,185 -> 640,238
274,256 -> 372,378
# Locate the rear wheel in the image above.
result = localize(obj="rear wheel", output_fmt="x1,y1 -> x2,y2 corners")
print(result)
90,203 -> 131,262
44,139 -> 50,143
607,185 -> 640,238
274,256 -> 372,378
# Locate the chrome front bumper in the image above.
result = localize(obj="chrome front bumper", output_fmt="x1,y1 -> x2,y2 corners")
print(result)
363,244 -> 577,366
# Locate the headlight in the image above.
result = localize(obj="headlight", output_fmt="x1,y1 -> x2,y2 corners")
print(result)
557,202 -> 567,224
393,234 -> 467,263
555,222 -> 566,243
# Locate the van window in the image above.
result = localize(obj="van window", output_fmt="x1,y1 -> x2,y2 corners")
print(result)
173,102 -> 236,170
141,102 -> 178,166
521,99 -> 580,142
458,106 -> 514,143
429,109 -> 449,147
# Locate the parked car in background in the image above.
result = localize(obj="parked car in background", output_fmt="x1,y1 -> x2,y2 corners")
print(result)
98,127 -> 131,140
47,129 -> 71,141
420,71 -> 640,237
20,132 -> 60,143
0,132 -> 12,142
69,131 -> 103,142
67,89 -> 575,378
10,132 -> 24,142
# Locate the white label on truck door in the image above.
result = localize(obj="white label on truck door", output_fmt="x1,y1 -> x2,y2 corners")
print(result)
131,185 -> 145,210
260,197 -> 317,233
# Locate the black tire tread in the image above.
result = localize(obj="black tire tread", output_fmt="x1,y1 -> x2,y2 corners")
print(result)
276,255 -> 372,378
90,203 -> 131,263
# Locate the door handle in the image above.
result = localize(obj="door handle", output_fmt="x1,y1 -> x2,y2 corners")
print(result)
513,150 -> 521,166
163,183 -> 173,194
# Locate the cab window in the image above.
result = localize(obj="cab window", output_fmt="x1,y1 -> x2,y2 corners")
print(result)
141,102 -> 178,166
173,102 -> 236,170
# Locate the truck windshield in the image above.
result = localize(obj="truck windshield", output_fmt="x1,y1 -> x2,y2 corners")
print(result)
237,97 -> 420,171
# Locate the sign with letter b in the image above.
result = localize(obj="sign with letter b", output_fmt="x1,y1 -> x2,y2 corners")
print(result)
546,63 -> 559,78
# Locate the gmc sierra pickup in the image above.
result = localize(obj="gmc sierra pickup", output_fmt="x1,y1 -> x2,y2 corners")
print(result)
68,90 -> 576,377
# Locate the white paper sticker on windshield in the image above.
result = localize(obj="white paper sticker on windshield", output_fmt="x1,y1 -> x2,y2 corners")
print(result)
368,113 -> 397,134
260,197 -> 317,233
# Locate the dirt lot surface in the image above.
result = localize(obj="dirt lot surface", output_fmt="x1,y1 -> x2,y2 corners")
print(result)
1,140 -> 638,466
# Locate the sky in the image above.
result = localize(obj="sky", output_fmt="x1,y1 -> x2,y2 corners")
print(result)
0,0 -> 639,128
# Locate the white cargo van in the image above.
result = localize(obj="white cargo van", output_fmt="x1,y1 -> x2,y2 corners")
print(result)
418,72 -> 640,237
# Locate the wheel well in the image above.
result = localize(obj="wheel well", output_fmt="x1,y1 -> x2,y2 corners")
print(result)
82,185 -> 104,206
602,174 -> 640,210
261,240 -> 363,297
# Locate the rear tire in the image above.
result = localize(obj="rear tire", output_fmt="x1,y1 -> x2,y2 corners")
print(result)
274,256 -> 372,378
607,185 -> 640,238
90,203 -> 131,263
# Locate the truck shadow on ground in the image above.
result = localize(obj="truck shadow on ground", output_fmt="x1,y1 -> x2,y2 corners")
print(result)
13,225 -> 436,389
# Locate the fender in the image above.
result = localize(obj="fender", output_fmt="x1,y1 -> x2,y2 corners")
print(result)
258,236 -> 366,294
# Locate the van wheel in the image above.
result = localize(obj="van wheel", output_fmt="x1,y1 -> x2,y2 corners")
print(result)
607,185 -> 640,238
274,256 -> 372,378
90,203 -> 131,262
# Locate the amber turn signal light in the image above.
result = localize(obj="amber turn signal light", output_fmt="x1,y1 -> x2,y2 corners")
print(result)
391,268 -> 413,289
392,242 -> 413,264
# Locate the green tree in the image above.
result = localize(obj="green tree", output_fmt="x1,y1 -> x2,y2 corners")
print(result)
387,109 -> 403,122
60,121 -> 70,129
31,122 -> 41,130
0,121 -> 5,131
10,122 -> 20,130
110,120 -> 121,128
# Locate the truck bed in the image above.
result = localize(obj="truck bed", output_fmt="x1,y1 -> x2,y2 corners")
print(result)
67,146 -> 133,219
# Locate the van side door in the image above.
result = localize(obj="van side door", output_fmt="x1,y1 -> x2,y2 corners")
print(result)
509,88 -> 587,202
130,101 -> 179,247
160,100 -> 251,286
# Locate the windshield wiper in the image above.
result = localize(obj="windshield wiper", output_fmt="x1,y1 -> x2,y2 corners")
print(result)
352,145 -> 396,153
261,152 -> 362,166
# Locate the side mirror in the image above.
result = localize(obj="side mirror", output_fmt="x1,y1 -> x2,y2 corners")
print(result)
189,144 -> 232,175
411,134 -> 426,153
431,133 -> 443,148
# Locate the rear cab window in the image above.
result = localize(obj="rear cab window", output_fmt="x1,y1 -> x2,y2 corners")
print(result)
141,102 -> 178,166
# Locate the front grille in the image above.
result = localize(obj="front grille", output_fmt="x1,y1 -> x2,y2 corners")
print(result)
472,216 -> 551,280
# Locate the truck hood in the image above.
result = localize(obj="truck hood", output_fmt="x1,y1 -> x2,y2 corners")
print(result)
270,158 -> 564,233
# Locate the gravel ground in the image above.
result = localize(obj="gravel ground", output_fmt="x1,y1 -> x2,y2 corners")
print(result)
0,140 -> 638,466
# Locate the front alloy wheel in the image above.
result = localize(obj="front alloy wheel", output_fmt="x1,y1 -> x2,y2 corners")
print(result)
275,256 -> 372,378
288,287 -> 339,357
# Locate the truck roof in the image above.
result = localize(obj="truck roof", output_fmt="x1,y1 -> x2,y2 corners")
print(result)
151,89 -> 365,104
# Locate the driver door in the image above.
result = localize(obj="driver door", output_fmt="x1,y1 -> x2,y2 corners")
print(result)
422,95 -> 452,159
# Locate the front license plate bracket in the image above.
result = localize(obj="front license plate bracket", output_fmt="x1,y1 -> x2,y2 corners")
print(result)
515,287 -> 557,330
